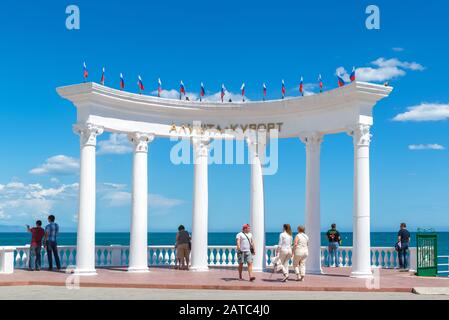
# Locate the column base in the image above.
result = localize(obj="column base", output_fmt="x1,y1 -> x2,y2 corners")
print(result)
127,266 -> 150,273
350,270 -> 373,278
73,268 -> 97,276
306,269 -> 323,275
190,266 -> 209,272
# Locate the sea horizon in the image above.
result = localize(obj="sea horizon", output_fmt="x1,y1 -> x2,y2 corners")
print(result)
2,231 -> 448,255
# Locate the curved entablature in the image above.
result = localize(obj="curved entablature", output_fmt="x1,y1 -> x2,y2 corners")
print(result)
57,81 -> 393,139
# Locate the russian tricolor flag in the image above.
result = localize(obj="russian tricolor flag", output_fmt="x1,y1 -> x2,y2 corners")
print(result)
157,78 -> 162,97
241,83 -> 245,97
299,77 -> 304,96
137,75 -> 144,92
180,81 -> 185,94
337,74 -> 345,87
120,73 -> 125,90
281,80 -> 286,98
318,74 -> 323,92
100,67 -> 105,85
263,83 -> 267,98
221,84 -> 226,102
83,62 -> 88,80
350,67 -> 356,82
200,82 -> 205,97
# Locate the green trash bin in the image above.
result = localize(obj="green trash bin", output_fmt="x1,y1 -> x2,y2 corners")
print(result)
416,229 -> 438,277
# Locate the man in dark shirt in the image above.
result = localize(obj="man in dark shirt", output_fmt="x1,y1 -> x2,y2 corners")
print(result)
26,220 -> 45,271
397,222 -> 411,270
326,223 -> 341,267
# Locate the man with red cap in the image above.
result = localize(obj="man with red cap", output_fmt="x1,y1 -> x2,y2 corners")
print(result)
236,224 -> 256,281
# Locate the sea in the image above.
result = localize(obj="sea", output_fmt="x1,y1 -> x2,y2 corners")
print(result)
1,232 -> 448,256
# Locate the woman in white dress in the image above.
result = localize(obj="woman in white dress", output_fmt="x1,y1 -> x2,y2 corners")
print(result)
276,224 -> 293,282
292,225 -> 309,281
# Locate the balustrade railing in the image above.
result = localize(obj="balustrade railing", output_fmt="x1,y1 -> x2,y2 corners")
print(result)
438,256 -> 449,276
13,245 -> 416,270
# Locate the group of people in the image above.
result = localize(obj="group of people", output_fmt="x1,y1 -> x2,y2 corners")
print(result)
27,218 -> 411,276
26,215 -> 61,271
236,223 -> 344,282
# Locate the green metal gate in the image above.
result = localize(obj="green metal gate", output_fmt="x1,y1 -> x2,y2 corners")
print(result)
416,229 -> 438,277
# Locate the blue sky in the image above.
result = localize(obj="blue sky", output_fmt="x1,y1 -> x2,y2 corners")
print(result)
0,0 -> 448,232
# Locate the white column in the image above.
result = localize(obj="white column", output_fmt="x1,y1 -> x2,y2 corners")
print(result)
128,133 -> 154,272
73,123 -> 103,275
190,136 -> 210,272
247,135 -> 266,272
300,133 -> 323,274
348,124 -> 373,278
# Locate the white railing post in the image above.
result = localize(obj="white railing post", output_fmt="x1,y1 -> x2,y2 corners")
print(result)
110,245 -> 122,267
0,247 -> 16,274
409,247 -> 417,272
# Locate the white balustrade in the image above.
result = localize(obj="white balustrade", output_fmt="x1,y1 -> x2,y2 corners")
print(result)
12,245 -> 415,270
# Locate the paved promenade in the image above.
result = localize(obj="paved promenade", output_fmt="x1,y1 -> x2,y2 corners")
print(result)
0,267 -> 448,293
1,286 -> 448,300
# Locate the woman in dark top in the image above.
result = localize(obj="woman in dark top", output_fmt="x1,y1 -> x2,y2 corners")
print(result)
176,225 -> 191,270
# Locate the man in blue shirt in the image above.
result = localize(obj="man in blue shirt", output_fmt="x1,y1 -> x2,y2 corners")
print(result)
397,222 -> 411,270
45,215 -> 61,271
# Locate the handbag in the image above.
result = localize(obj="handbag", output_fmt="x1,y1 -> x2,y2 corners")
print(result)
243,233 -> 255,255
395,241 -> 402,251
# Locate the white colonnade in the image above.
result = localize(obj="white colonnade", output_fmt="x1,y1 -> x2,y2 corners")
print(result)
128,133 -> 154,272
190,136 -> 210,271
73,123 -> 103,275
59,81 -> 389,278
348,124 -> 373,278
300,133 -> 323,275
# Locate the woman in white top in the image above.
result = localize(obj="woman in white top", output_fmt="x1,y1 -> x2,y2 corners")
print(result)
293,225 -> 309,281
275,224 -> 293,282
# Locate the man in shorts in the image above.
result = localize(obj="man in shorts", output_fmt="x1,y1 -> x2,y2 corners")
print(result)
236,224 -> 256,281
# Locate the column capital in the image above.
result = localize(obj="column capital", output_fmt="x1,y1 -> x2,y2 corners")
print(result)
347,124 -> 372,147
299,132 -> 323,151
73,123 -> 104,147
191,136 -> 211,158
128,132 -> 155,153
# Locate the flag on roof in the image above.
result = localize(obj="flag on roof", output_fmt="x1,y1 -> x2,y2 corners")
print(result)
120,73 -> 125,90
83,62 -> 88,80
221,84 -> 226,102
318,74 -> 323,92
157,78 -> 162,97
299,77 -> 304,96
200,82 -> 205,96
100,67 -> 105,85
281,80 -> 286,98
337,74 -> 345,87
180,81 -> 185,94
350,67 -> 356,82
137,75 -> 144,92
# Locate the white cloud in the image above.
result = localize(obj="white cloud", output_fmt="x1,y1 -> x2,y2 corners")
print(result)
30,155 -> 79,175
97,133 -> 133,155
392,47 -> 404,52
0,181 -> 78,221
101,182 -> 127,190
408,144 -> 445,151
101,191 -> 131,207
149,194 -> 184,208
372,58 -> 424,71
393,103 -> 449,122
152,89 -> 249,103
336,57 -> 424,83
50,177 -> 60,184
100,187 -> 184,210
